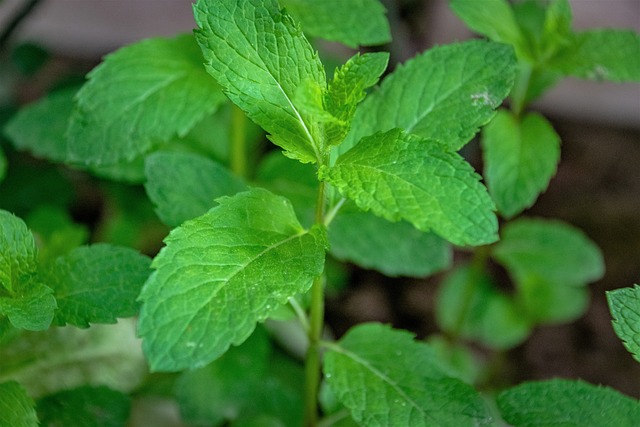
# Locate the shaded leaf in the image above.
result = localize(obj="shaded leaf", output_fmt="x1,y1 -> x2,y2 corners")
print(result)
607,285 -> 640,362
0,381 -> 38,427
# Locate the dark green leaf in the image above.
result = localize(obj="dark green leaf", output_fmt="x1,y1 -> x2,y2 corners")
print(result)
0,381 -> 38,427
607,285 -> 640,362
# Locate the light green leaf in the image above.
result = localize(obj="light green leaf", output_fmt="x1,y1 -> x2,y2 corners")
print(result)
497,379 -> 640,427
329,208 -> 451,277
67,34 -> 226,166
607,285 -> 640,362
482,110 -> 560,218
340,40 -> 516,153
552,30 -> 640,82
321,128 -> 498,246
194,0 -> 326,164
0,210 -> 55,331
517,275 -> 589,324
279,0 -> 390,48
493,217 -> 604,286
138,188 -> 326,371
41,244 -> 151,328
324,323 -> 492,426
37,386 -> 131,427
436,265 -> 531,349
0,381 -> 38,427
144,151 -> 247,227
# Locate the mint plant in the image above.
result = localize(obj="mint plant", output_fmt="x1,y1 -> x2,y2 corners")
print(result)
1,0 -> 639,426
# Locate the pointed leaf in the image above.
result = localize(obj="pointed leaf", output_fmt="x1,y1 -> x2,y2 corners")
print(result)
482,110 -> 560,218
321,129 -> 498,246
0,381 -> 38,427
67,34 -> 226,166
194,0 -> 326,163
144,151 -> 247,227
607,285 -> 640,362
497,379 -> 640,427
279,0 -> 390,48
340,40 -> 516,153
138,188 -> 326,371
41,244 -> 151,328
324,323 -> 492,427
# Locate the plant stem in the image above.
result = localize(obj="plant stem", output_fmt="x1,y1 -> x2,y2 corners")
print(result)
230,103 -> 247,179
510,62 -> 532,118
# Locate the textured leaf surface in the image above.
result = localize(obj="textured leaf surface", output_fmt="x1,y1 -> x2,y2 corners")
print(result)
279,0 -> 390,47
0,381 -> 38,427
42,244 -> 151,328
493,217 -> 604,286
482,110 -> 560,218
324,323 -> 491,427
329,208 -> 451,277
37,386 -> 131,427
67,34 -> 225,165
607,285 -> 640,362
138,188 -> 326,371
144,151 -> 247,227
497,379 -> 640,427
194,0 -> 326,163
450,0 -> 524,48
0,210 -> 55,330
321,129 -> 497,246
340,40 -> 516,152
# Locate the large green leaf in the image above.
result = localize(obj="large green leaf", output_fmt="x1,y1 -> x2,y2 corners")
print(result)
482,110 -> 560,218
0,381 -> 38,427
144,151 -> 247,227
324,323 -> 492,426
66,34 -> 226,166
194,0 -> 326,163
340,40 -> 516,153
0,210 -> 55,331
279,0 -> 390,48
497,379 -> 640,427
42,244 -> 151,328
138,188 -> 326,371
607,285 -> 640,362
321,128 -> 498,246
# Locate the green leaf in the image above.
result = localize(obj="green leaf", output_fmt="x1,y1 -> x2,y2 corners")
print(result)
324,323 -> 492,426
0,321 -> 146,398
41,244 -> 151,328
607,285 -> 640,362
194,0 -> 327,164
67,34 -> 226,166
436,265 -> 531,349
321,128 -> 498,246
144,151 -> 247,227
497,379 -> 640,427
279,0 -> 390,48
516,275 -> 589,324
138,188 -> 326,371
340,40 -> 516,153
26,205 -> 89,264
450,0 -> 525,50
552,30 -> 640,82
0,381 -> 38,427
493,217 -> 604,286
37,386 -> 131,427
329,208 -> 451,277
482,110 -> 561,218
0,210 -> 55,331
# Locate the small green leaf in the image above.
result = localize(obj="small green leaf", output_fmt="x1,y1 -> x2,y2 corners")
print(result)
497,379 -> 640,427
194,0 -> 326,163
329,208 -> 451,277
493,217 -> 604,286
340,40 -> 516,153
482,110 -> 561,218
607,285 -> 640,362
144,151 -> 247,227
517,275 -> 589,324
67,34 -> 226,166
0,381 -> 38,427
37,386 -> 131,427
138,188 -> 326,371
321,128 -> 498,246
324,323 -> 492,426
41,244 -> 151,328
279,0 -> 390,48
